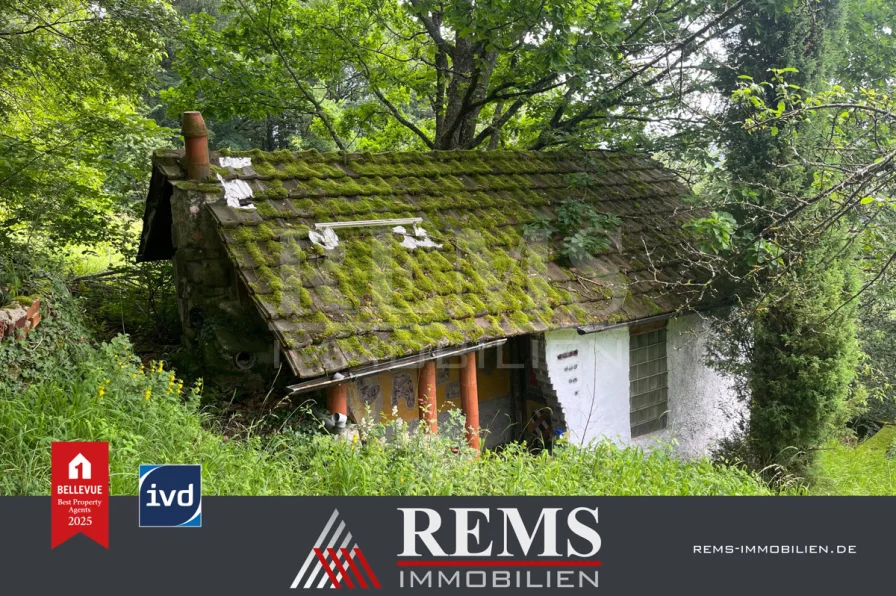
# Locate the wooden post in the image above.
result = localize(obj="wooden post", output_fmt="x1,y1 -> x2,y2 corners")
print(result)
459,353 -> 480,451
418,361 -> 438,433
326,383 -> 347,416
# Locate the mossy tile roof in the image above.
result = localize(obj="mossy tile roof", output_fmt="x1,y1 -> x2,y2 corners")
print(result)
144,148 -> 701,379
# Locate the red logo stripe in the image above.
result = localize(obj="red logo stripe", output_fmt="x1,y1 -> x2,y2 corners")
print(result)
328,548 -> 355,588
341,548 -> 368,588
354,548 -> 381,589
313,548 -> 341,588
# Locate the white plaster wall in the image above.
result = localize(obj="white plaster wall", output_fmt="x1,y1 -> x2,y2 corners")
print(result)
543,314 -> 744,458
542,327 -> 631,447
633,314 -> 745,458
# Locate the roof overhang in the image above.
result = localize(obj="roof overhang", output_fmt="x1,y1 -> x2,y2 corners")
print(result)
287,338 -> 507,395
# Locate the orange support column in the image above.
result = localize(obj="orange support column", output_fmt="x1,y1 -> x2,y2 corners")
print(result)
326,383 -> 347,416
418,361 -> 438,433
459,353 -> 480,451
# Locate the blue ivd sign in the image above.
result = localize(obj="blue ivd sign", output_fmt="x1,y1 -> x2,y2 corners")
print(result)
138,464 -> 202,527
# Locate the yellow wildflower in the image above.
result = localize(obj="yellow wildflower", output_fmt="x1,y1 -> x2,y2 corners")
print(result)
144,389 -> 151,400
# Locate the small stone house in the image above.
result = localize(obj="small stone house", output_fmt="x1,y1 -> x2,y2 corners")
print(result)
137,112 -> 742,457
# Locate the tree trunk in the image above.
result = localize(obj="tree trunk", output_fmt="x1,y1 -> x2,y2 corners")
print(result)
435,39 -> 497,150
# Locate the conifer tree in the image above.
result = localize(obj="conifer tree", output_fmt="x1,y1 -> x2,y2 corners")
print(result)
716,0 -> 860,470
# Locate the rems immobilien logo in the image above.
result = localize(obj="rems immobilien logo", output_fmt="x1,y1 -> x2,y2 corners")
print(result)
291,507 -> 601,590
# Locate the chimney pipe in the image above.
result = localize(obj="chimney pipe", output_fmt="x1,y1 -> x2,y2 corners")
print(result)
181,111 -> 210,181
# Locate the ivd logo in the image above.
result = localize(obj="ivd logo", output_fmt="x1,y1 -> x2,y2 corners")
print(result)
139,464 -> 202,527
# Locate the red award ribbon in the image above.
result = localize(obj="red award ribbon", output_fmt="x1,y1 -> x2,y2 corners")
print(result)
51,442 -> 109,548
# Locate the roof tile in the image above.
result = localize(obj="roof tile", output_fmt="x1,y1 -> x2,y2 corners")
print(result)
149,148 -> 700,378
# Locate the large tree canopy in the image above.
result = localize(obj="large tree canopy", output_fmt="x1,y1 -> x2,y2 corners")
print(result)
0,0 -> 174,245
164,0 -> 748,151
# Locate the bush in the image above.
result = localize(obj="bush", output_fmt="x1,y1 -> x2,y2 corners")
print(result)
748,255 -> 861,472
74,262 -> 180,342
1,249 -> 96,392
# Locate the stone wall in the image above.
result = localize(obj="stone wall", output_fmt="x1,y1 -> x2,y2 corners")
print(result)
168,186 -> 276,387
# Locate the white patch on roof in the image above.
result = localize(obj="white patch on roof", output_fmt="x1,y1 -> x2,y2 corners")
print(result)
413,236 -> 441,249
308,220 -> 439,253
216,173 -> 256,210
309,227 -> 340,250
399,235 -> 418,249
397,225 -> 442,250
218,156 -> 253,168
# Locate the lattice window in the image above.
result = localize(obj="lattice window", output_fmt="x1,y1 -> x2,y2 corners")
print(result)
629,323 -> 668,437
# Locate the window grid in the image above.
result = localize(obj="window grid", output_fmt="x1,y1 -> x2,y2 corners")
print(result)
629,327 -> 668,437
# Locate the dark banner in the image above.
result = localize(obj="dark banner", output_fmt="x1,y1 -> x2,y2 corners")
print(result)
0,496 -> 892,595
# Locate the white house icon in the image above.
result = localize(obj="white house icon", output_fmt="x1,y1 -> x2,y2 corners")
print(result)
68,453 -> 91,480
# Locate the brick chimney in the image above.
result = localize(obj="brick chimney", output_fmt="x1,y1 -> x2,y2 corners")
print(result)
181,111 -> 210,181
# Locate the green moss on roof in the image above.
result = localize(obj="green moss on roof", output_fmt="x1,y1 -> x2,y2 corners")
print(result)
174,181 -> 224,194
166,148 -> 697,378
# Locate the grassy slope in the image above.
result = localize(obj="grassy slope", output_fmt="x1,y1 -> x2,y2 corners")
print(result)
0,323 -> 777,496
810,427 -> 896,495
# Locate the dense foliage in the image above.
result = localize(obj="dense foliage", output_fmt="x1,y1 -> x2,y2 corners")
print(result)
747,257 -> 861,467
696,0 -> 871,471
2,0 -> 896,490
0,1 -> 176,245
162,0 -> 747,151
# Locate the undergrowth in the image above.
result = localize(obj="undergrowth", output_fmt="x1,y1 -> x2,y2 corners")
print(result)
809,427 -> 896,495
0,333 -> 780,496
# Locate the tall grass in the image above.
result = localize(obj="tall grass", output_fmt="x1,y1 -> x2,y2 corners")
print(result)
809,427 -> 896,495
0,330 -> 780,496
